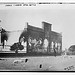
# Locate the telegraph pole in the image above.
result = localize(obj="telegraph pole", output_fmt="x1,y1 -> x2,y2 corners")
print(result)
0,20 -> 1,45
0,25 -> 1,45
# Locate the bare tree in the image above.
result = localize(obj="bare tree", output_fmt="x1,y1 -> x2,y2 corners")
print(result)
1,28 -> 8,48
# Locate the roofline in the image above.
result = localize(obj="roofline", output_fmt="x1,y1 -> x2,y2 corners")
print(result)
42,21 -> 52,25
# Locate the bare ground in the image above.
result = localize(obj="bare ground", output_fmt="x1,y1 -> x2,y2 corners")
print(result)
0,55 -> 75,71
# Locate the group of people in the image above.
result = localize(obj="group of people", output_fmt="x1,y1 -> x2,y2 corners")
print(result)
51,42 -> 61,56
10,37 -> 27,53
28,37 -> 42,51
28,37 -> 49,52
10,35 -> 61,56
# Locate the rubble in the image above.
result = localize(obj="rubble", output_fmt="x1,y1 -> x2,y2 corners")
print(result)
13,59 -> 23,64
39,64 -> 42,68
64,65 -> 74,71
0,58 -> 7,60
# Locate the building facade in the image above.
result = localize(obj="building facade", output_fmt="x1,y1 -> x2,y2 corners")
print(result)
27,22 -> 62,54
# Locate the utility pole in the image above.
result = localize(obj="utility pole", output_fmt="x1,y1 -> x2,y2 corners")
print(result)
0,20 -> 1,45
0,20 -> 2,51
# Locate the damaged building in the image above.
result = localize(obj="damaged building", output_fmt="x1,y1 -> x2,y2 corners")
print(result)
0,21 -> 62,54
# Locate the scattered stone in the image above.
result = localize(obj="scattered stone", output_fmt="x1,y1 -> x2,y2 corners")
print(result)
49,66 -> 52,69
64,68 -> 66,70
70,57 -> 72,58
0,58 -> 6,60
64,65 -> 74,71
25,59 -> 28,63
13,60 -> 23,64
39,64 -> 42,68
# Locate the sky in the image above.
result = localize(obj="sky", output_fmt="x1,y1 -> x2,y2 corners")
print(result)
0,4 -> 75,50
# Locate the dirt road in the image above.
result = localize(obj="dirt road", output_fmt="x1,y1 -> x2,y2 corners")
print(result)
0,55 -> 75,71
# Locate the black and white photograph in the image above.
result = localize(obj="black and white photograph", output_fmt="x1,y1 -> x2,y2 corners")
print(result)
0,1 -> 75,72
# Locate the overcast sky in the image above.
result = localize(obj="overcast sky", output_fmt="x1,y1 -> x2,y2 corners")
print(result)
0,4 -> 75,50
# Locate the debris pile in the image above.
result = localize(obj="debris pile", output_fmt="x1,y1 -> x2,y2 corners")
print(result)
64,65 -> 74,71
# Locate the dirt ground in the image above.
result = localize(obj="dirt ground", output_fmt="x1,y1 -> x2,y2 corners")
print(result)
0,55 -> 75,71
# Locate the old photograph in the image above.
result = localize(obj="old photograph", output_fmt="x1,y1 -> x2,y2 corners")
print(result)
0,2 -> 75,71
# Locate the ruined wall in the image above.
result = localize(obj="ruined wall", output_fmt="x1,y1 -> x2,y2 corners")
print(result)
27,22 -> 62,54
0,22 -> 62,53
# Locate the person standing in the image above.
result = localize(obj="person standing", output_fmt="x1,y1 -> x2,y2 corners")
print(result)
43,38 -> 49,52
15,43 -> 19,54
53,43 -> 56,57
